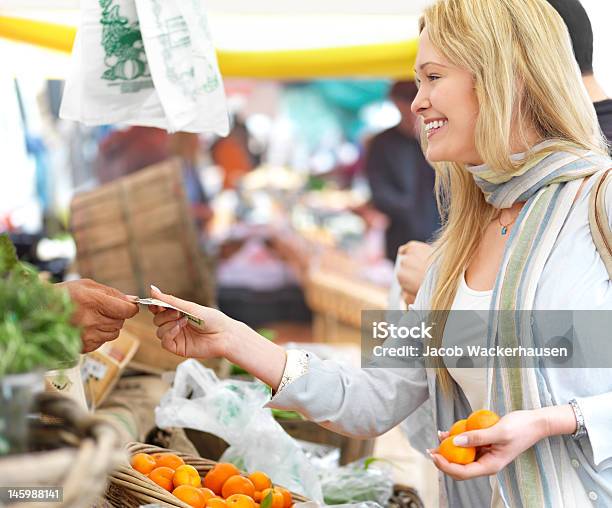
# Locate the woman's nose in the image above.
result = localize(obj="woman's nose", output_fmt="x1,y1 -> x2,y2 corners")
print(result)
411,86 -> 430,116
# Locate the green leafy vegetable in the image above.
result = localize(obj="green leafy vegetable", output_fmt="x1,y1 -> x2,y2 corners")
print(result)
0,234 -> 18,275
0,235 -> 81,377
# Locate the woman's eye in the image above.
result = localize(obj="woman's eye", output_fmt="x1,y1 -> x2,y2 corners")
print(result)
428,75 -> 440,81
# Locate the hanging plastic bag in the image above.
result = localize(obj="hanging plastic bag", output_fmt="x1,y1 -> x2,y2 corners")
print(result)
155,359 -> 323,501
60,0 -> 229,135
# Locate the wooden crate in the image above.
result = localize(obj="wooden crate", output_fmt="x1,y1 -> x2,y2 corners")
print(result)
71,158 -> 214,306
82,329 -> 141,408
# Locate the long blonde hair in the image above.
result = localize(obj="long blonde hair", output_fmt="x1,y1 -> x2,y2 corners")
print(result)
420,0 -> 609,391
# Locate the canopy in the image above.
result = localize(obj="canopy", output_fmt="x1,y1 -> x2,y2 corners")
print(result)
0,2 -> 426,79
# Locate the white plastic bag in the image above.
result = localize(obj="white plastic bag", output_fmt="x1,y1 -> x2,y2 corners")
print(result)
155,359 -> 323,501
60,0 -> 229,135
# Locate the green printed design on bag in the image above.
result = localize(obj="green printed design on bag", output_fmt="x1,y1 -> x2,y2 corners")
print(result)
99,0 -> 151,84
151,0 -> 220,97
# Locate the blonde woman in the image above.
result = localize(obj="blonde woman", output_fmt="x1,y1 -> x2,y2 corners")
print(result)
149,0 -> 612,505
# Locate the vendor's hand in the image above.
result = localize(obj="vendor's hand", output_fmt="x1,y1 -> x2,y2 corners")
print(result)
57,279 -> 139,353
428,410 -> 547,480
148,285 -> 240,359
397,241 -> 434,305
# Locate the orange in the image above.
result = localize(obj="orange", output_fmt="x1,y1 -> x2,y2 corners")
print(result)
248,471 -> 272,491
466,409 -> 500,431
149,466 -> 175,491
173,485 -> 207,508
174,464 -> 202,488
259,489 -> 284,508
154,453 -> 185,470
448,419 -> 468,436
226,494 -> 257,508
203,463 -> 241,495
207,499 -> 228,508
253,492 -> 262,502
221,475 -> 255,498
199,488 -> 217,501
438,436 -> 476,465
131,453 -> 157,475
276,487 -> 292,508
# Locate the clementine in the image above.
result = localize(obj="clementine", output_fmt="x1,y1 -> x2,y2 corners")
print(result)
276,487 -> 292,508
199,488 -> 217,501
203,463 -> 241,495
174,464 -> 202,488
154,453 -> 185,470
466,409 -> 500,431
248,471 -> 272,491
149,466 -> 175,491
221,475 -> 255,498
173,485 -> 206,508
438,436 -> 476,465
259,489 -> 284,508
207,499 -> 228,508
131,453 -> 157,475
226,494 -> 256,508
448,419 -> 468,436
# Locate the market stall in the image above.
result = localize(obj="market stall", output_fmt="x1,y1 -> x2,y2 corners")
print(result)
0,2 -> 436,507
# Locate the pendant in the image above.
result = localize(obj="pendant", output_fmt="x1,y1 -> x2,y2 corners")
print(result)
501,226 -> 508,235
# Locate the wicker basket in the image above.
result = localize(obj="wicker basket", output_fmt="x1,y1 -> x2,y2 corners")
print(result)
106,442 -> 310,508
0,392 -> 125,508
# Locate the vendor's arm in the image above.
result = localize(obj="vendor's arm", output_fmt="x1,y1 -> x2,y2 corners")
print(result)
57,279 -> 139,353
149,285 -> 429,439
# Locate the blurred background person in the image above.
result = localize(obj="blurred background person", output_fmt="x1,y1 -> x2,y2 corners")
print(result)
365,81 -> 440,262
547,0 -> 611,144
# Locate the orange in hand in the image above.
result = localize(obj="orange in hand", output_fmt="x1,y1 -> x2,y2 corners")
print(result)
448,418 -> 467,436
466,409 -> 500,431
149,466 -> 176,491
259,488 -> 284,508
203,463 -> 241,495
174,464 -> 202,488
221,475 -> 255,498
173,485 -> 207,508
226,494 -> 256,508
154,453 -> 185,470
131,453 -> 157,475
248,471 -> 272,492
438,436 -> 476,465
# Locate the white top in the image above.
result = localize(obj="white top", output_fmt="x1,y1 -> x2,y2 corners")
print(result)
444,272 -> 492,411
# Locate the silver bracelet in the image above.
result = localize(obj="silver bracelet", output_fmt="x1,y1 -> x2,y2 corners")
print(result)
276,349 -> 310,394
568,398 -> 587,440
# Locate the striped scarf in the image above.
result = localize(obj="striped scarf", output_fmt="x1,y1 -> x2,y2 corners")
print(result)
466,140 -> 610,507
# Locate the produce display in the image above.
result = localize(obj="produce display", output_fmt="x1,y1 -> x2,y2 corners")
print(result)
438,409 -> 501,465
131,453 -> 293,508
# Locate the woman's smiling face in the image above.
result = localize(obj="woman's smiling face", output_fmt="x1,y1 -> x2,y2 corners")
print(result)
411,28 -> 482,165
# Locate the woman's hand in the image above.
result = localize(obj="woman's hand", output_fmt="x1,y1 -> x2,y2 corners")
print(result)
147,285 -> 288,390
148,285 -> 241,359
428,408 -> 566,481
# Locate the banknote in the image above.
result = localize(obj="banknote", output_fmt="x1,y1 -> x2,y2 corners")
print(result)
136,298 -> 204,327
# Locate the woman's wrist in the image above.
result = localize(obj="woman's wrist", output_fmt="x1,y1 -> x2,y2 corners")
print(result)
223,320 -> 287,390
535,404 -> 578,438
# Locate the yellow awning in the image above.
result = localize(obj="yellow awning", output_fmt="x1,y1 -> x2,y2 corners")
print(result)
0,15 -> 416,79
